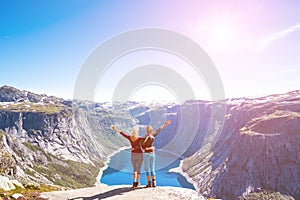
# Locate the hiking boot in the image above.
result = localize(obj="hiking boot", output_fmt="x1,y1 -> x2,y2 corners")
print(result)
152,180 -> 156,187
132,182 -> 137,188
145,181 -> 151,188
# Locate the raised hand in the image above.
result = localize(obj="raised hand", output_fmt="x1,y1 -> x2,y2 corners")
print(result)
164,120 -> 171,127
159,120 -> 171,131
111,125 -> 120,133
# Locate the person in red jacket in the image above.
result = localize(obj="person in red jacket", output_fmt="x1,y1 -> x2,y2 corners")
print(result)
142,120 -> 171,187
111,125 -> 143,188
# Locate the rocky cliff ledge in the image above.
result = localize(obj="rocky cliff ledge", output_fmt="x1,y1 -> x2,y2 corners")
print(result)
40,184 -> 203,200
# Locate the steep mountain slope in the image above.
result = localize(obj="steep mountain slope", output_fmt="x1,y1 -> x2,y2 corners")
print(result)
129,100 -> 225,158
181,91 -> 300,199
1,85 -> 299,200
0,86 -> 136,189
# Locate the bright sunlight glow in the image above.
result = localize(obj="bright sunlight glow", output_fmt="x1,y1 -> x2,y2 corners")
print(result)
214,21 -> 236,50
130,85 -> 179,104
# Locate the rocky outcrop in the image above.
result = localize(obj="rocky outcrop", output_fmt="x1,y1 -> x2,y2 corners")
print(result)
40,184 -> 203,200
0,130 -> 17,178
0,85 -> 63,103
0,175 -> 24,191
181,91 -> 300,199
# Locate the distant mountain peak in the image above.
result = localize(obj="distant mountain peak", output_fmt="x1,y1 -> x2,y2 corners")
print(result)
0,85 -> 63,104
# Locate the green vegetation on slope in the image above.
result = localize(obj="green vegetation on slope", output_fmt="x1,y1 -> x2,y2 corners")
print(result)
0,130 -> 3,141
32,160 -> 103,189
0,102 -> 65,114
22,142 -> 104,188
22,142 -> 52,162
0,184 -> 62,199
0,130 -> 15,175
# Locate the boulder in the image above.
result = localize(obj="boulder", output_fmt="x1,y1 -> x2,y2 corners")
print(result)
11,193 -> 25,200
0,175 -> 16,191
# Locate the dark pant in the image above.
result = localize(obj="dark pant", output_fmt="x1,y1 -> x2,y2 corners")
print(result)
131,152 -> 143,173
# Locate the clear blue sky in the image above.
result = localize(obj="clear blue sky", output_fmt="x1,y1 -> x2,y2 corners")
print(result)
1,0 -> 300,102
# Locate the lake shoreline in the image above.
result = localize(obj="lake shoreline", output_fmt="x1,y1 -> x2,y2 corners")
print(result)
177,160 -> 199,192
168,159 -> 198,191
95,146 -> 130,186
99,148 -> 195,189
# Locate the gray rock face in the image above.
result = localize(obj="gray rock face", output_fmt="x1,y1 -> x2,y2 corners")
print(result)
0,85 -> 62,103
182,91 -> 300,199
0,175 -> 23,191
1,85 -> 299,199
0,86 -> 136,189
0,130 -> 17,177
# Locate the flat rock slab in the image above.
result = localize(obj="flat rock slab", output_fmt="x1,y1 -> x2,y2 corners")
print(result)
40,185 -> 204,200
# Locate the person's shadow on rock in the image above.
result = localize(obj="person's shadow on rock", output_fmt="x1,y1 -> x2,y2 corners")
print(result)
69,186 -> 144,200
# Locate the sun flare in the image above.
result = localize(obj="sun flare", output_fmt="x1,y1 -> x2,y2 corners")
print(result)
130,85 -> 178,103
213,21 -> 236,50
193,18 -> 239,52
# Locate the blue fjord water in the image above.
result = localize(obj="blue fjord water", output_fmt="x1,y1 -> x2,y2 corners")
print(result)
100,148 -> 194,189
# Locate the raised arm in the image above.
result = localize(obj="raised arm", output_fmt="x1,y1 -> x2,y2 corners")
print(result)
111,125 -> 121,133
153,119 -> 171,137
110,125 -> 129,139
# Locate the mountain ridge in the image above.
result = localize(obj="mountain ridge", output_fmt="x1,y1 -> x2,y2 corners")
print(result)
0,85 -> 299,199
0,85 -> 136,191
